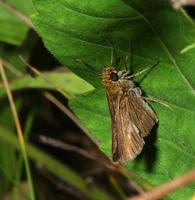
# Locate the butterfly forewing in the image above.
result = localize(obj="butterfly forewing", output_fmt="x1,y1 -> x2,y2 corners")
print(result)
107,92 -> 145,162
127,90 -> 158,137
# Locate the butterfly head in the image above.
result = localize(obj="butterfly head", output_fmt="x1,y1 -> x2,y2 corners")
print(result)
101,67 -> 134,92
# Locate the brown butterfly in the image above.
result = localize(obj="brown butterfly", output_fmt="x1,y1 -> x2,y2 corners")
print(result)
76,47 -> 158,162
101,64 -> 158,162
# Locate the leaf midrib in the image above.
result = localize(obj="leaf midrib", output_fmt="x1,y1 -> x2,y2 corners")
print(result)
61,1 -> 141,20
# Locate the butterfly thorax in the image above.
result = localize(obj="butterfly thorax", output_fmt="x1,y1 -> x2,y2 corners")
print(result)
101,67 -> 135,95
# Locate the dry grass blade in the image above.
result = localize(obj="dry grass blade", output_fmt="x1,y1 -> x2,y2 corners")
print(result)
0,1 -> 34,28
0,58 -> 35,200
19,56 -> 73,99
0,59 -> 25,154
1,58 -> 23,77
128,169 -> 195,200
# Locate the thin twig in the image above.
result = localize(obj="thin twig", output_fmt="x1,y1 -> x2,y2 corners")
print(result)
129,169 -> 195,200
0,59 -> 35,200
36,167 -> 87,199
1,58 -> 23,77
19,56 -> 74,99
38,134 -> 145,195
0,1 -> 34,29
38,134 -> 101,161
43,91 -> 98,144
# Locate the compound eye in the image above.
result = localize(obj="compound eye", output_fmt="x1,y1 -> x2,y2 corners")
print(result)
110,72 -> 118,81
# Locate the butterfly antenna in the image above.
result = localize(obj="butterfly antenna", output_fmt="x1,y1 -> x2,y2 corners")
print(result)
110,47 -> 114,67
110,41 -> 118,68
125,39 -> 132,71
129,60 -> 159,78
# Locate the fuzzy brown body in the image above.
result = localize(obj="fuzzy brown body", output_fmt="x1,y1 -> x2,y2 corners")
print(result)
102,67 -> 158,162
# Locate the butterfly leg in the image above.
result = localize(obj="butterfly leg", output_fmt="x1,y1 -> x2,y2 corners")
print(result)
143,96 -> 174,111
128,61 -> 159,82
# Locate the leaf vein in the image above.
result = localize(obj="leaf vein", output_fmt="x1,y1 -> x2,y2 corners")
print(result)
124,4 -> 195,93
41,22 -> 159,63
61,1 -> 141,21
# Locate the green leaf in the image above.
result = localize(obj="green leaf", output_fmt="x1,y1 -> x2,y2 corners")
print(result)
0,71 -> 94,98
5,0 -> 35,17
31,0 -> 195,199
0,0 -> 34,45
